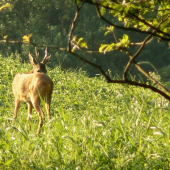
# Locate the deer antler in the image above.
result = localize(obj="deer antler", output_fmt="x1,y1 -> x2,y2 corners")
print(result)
42,47 -> 51,64
35,47 -> 40,62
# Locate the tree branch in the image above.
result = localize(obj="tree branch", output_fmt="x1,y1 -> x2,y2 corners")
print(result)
1,38 -> 170,100
123,34 -> 153,80
95,5 -> 170,41
123,49 -> 170,95
69,51 -> 170,100
70,51 -> 112,82
108,79 -> 170,100
67,1 -> 84,51
120,14 -> 170,95
123,15 -> 170,80
99,2 -> 170,37
1,0 -> 170,100
79,0 -> 170,41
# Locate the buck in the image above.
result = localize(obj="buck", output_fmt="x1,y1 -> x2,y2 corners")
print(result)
12,47 -> 53,134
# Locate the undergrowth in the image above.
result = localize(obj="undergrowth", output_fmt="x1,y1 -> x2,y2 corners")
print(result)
0,54 -> 170,169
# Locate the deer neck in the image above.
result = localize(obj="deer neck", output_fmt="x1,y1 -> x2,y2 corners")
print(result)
26,69 -> 35,74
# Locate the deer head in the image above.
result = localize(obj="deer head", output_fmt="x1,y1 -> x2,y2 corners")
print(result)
28,47 -> 51,74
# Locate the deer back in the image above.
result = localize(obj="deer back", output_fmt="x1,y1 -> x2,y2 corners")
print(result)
12,48 -> 53,102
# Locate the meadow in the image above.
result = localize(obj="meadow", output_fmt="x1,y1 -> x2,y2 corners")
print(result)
0,54 -> 170,169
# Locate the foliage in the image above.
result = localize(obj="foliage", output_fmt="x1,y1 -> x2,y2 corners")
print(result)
99,33 -> 130,53
0,3 -> 11,12
1,1 -> 170,168
66,0 -> 170,100
0,0 -> 169,79
0,54 -> 170,169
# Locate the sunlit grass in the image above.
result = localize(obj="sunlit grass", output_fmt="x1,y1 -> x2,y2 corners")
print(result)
0,54 -> 170,169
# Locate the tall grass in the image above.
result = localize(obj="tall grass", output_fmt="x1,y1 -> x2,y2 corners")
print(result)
0,54 -> 170,169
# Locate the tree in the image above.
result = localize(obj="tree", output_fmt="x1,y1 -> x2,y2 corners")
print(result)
68,0 -> 170,100
1,0 -> 170,100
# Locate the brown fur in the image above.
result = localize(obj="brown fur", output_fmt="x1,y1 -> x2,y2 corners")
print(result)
12,49 -> 53,134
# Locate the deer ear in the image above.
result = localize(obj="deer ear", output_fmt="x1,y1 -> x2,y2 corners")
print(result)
29,53 -> 39,65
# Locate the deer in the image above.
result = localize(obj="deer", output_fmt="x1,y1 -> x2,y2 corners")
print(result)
12,47 -> 53,134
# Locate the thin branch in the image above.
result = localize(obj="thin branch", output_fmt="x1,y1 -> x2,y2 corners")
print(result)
96,6 -> 170,41
70,51 -> 112,82
96,5 -> 170,41
0,39 -> 101,54
123,15 -> 170,80
79,0 -> 170,40
70,51 -> 170,100
71,50 -> 170,100
1,38 -> 170,100
100,3 -> 170,37
82,0 -> 170,37
0,40 -> 67,51
67,1 -> 84,51
123,34 -> 153,80
128,12 -> 170,37
124,49 -> 170,95
1,39 -> 170,98
108,79 -> 170,100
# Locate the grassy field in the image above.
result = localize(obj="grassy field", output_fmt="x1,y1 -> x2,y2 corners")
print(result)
0,54 -> 170,169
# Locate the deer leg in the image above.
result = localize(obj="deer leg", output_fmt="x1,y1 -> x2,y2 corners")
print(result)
32,98 -> 44,134
45,102 -> 51,120
45,95 -> 51,121
27,102 -> 33,131
27,102 -> 33,120
36,106 -> 43,134
13,99 -> 21,124
45,94 -> 52,130
45,101 -> 52,130
41,108 -> 45,120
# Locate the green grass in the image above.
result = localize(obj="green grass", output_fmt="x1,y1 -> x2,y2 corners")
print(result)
0,54 -> 170,169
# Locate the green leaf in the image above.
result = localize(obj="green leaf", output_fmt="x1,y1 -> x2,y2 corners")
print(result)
77,37 -> 84,43
104,31 -> 111,36
23,34 -> 33,43
123,34 -> 129,41
101,6 -> 106,16
76,0 -> 82,5
99,44 -> 109,53
80,42 -> 88,48
78,37 -> 88,48
110,26 -> 115,31
0,3 -> 11,12
104,46 -> 113,53
113,4 -> 123,12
